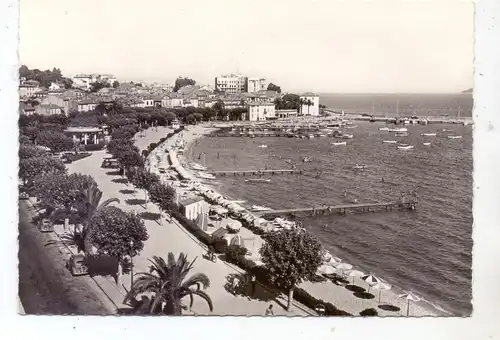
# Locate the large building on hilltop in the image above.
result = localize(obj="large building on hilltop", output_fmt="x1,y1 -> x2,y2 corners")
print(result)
214,74 -> 247,94
247,77 -> 269,93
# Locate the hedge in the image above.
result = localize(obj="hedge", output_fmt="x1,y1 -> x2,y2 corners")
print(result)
83,144 -> 105,151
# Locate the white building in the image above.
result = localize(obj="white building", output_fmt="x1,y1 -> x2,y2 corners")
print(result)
246,103 -> 276,121
299,93 -> 320,116
215,74 -> 247,94
72,74 -> 95,90
247,77 -> 268,93
19,84 -> 39,97
100,74 -> 117,86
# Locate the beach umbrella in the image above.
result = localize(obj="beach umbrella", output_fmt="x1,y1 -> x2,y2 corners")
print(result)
327,257 -> 342,265
370,282 -> 392,303
317,264 -> 336,275
345,269 -> 364,284
362,274 -> 382,285
226,219 -> 242,232
230,235 -> 245,247
333,263 -> 353,276
399,292 -> 421,316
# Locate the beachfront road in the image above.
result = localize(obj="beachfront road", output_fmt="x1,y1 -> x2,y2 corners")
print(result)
18,201 -> 113,315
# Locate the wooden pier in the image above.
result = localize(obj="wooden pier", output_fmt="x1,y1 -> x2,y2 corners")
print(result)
257,200 -> 417,217
208,169 -> 303,176
208,132 -> 294,138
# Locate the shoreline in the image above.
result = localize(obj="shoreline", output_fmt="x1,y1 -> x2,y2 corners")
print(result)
177,123 -> 454,316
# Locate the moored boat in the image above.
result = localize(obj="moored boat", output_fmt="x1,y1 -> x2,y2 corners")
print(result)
353,164 -> 367,170
197,172 -> 216,180
250,205 -> 272,212
395,132 -> 408,137
421,133 -> 436,137
245,179 -> 271,183
397,145 -> 414,150
383,140 -> 397,144
447,135 -> 463,139
423,142 -> 431,146
331,141 -> 347,146
190,163 -> 207,171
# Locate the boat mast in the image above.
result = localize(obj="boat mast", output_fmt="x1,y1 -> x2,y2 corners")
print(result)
458,104 -> 461,118
396,99 -> 399,118
372,101 -> 375,116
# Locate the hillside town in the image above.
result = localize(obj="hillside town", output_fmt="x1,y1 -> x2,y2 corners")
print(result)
19,67 -> 321,122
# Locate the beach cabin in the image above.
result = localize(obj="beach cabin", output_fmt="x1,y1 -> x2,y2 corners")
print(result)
179,197 -> 210,220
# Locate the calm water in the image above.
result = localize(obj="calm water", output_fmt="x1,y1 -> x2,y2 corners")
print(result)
318,93 -> 473,117
188,108 -> 473,315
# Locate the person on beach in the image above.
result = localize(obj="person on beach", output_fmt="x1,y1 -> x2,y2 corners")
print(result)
217,152 -> 220,159
251,274 -> 257,295
265,304 -> 274,316
343,189 -> 348,199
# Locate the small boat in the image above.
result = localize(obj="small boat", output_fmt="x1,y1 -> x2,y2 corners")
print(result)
379,127 -> 391,131
245,179 -> 271,183
331,142 -> 347,146
418,119 -> 429,125
421,133 -> 436,137
250,205 -> 272,212
258,144 -> 268,148
335,134 -> 353,139
423,142 -> 431,146
308,135 -> 315,139
301,156 -> 313,162
463,121 -> 472,126
345,125 -> 358,129
447,135 -> 463,139
397,145 -> 414,150
395,132 -> 408,137
197,172 -> 216,180
190,163 -> 207,171
383,140 -> 398,144
388,127 -> 408,132
353,164 -> 367,170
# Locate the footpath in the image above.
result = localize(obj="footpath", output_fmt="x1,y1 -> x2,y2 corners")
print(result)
49,126 -> 315,316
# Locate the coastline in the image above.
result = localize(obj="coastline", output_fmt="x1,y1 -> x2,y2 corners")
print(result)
177,123 -> 452,316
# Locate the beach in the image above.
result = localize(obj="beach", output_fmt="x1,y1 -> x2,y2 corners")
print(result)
172,123 -> 450,316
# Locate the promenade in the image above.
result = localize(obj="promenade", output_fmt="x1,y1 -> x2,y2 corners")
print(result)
66,126 -> 311,316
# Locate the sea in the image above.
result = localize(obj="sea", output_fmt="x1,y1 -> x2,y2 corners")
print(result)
187,94 -> 473,316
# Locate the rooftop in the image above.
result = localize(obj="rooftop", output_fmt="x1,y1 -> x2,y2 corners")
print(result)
179,197 -> 204,206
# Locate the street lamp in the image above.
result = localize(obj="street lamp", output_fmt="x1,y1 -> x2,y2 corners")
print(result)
129,240 -> 134,289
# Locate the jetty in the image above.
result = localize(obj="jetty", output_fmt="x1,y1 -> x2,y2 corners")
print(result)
257,200 -> 417,217
208,169 -> 303,176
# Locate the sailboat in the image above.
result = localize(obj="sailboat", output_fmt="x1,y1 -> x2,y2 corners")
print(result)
369,102 -> 376,122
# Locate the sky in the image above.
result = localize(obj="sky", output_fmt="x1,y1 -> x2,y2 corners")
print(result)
19,0 -> 474,93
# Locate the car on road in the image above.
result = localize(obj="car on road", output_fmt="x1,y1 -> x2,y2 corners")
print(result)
37,218 -> 54,233
101,158 -> 120,168
66,254 -> 89,276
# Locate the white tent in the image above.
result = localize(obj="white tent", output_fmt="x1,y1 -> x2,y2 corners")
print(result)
195,209 -> 209,231
230,235 -> 245,247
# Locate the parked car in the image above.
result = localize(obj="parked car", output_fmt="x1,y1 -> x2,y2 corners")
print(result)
101,159 -> 120,168
38,218 -> 54,233
19,192 -> 29,200
66,254 -> 89,276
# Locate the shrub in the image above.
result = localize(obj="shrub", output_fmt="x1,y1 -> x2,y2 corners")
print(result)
83,144 -> 105,151
212,237 -> 228,254
359,308 -> 378,316
225,244 -> 247,263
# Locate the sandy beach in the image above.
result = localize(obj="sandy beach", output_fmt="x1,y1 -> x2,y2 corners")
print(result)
171,123 -> 448,316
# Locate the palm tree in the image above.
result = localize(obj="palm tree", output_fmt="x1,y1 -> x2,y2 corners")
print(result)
124,253 -> 213,315
79,183 -> 120,254
299,98 -> 305,115
306,99 -> 313,115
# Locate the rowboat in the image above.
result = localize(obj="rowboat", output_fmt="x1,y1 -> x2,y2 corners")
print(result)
421,133 -> 436,137
397,145 -> 414,150
447,135 -> 463,139
383,140 -> 397,144
331,142 -> 347,146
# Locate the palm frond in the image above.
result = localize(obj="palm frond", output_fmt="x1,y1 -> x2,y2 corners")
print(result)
181,273 -> 211,290
189,290 -> 214,312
